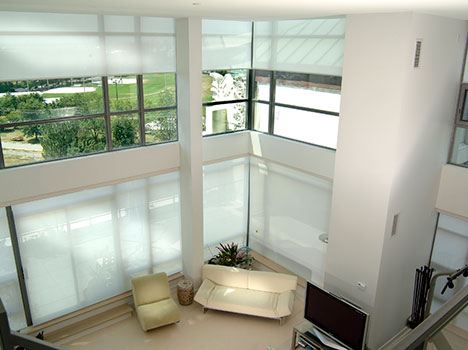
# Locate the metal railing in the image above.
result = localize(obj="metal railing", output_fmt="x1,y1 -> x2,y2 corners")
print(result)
379,285 -> 468,350
0,298 -> 63,350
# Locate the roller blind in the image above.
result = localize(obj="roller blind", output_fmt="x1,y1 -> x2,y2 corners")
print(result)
0,12 -> 176,81
253,17 -> 346,76
249,158 -> 332,285
13,172 -> 181,324
202,20 -> 252,70
203,157 -> 249,258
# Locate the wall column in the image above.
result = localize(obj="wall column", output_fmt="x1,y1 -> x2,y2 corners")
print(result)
324,13 -> 467,349
176,17 -> 204,284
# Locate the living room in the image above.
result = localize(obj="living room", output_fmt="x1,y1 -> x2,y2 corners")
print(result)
0,1 -> 468,350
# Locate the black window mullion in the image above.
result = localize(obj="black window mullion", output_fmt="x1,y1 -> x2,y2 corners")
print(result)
247,69 -> 254,130
202,99 -> 249,107
6,206 -> 33,327
268,70 -> 276,135
102,77 -> 113,151
137,75 -> 146,145
0,139 -> 5,169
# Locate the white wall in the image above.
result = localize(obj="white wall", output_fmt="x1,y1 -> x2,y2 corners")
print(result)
176,17 -> 205,284
372,13 -> 468,348
203,131 -> 250,164
325,11 -> 411,318
325,12 -> 467,349
0,142 -> 180,206
249,132 -> 335,181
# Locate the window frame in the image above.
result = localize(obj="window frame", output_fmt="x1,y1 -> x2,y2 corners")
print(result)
250,69 -> 342,150
0,73 -> 178,169
201,69 -> 250,137
455,83 -> 468,127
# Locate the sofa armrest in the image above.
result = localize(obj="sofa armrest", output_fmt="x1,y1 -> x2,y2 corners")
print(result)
194,279 -> 216,306
276,290 -> 295,317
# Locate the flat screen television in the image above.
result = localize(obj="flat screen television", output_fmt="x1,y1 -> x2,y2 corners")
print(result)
304,282 -> 369,350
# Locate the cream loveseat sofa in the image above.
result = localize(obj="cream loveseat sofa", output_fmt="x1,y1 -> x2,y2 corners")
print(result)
194,264 -> 297,322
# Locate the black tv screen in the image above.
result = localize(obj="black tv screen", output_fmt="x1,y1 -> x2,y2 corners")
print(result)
304,282 -> 368,350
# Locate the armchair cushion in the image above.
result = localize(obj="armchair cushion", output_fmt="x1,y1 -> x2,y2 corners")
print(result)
132,272 -> 171,306
136,299 -> 181,332
131,272 -> 180,332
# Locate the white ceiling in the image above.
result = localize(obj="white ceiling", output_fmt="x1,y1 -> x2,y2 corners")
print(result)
0,0 -> 467,20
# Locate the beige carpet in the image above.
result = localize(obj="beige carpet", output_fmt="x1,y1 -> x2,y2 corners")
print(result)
65,289 -> 305,350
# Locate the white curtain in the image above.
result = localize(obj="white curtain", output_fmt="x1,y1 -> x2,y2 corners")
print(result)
249,157 -> 332,285
203,158 -> 249,259
0,208 -> 26,330
13,172 -> 181,324
202,20 -> 252,71
253,17 -> 346,76
0,12 -> 176,80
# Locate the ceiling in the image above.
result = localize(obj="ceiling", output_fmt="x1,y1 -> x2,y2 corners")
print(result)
0,0 -> 467,20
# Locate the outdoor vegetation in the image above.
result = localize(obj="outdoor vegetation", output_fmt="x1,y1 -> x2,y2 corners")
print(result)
202,69 -> 247,134
0,73 -> 177,167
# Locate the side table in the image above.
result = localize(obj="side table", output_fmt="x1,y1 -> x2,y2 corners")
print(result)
177,279 -> 194,305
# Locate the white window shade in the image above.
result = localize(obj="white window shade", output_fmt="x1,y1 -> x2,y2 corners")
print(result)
203,158 -> 249,259
13,172 -> 181,324
253,17 -> 346,76
249,158 -> 332,285
202,20 -> 252,70
0,12 -> 175,81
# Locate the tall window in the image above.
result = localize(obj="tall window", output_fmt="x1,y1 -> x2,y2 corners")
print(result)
252,70 -> 341,149
203,158 -> 249,259
0,73 -> 177,167
10,172 -> 181,324
450,84 -> 468,167
249,157 -> 333,284
0,12 -> 177,168
201,19 -> 252,136
202,70 -> 248,135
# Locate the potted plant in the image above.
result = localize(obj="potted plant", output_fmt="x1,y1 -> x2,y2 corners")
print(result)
208,242 -> 253,269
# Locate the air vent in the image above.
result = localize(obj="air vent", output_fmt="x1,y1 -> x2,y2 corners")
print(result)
414,39 -> 422,68
391,213 -> 400,236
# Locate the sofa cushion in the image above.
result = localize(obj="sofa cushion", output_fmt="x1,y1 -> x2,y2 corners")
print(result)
248,270 -> 297,293
193,279 -> 216,306
202,264 -> 249,289
276,290 -> 295,317
207,285 -> 278,318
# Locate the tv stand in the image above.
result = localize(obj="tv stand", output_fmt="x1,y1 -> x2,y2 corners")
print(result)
291,320 -> 350,350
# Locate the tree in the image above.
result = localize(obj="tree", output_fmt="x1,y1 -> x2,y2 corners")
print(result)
145,89 -> 177,143
112,117 -> 138,148
16,94 -> 48,141
40,122 -> 79,159
40,119 -> 107,159
52,91 -> 103,116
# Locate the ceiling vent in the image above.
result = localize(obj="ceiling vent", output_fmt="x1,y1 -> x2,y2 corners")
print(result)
414,39 -> 422,68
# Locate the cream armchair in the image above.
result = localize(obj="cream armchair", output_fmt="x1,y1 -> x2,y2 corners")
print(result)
131,273 -> 181,331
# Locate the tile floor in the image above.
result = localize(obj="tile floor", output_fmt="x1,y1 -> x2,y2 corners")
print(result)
66,289 -> 305,350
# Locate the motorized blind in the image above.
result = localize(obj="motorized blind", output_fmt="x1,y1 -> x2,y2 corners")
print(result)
0,12 -> 176,81
253,17 -> 346,76
202,19 -> 252,70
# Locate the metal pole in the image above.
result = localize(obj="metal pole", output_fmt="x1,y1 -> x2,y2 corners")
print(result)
6,206 -> 33,326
